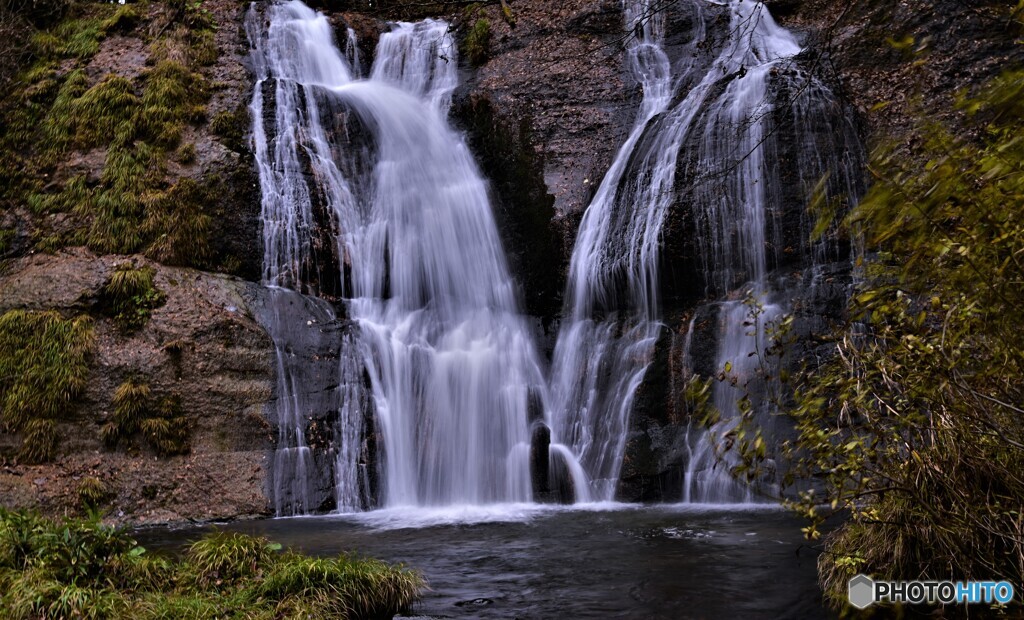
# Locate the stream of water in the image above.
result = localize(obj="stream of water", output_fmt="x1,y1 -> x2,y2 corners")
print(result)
138,506 -> 832,619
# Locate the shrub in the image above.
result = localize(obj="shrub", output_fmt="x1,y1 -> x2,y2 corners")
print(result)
786,68 -> 1024,608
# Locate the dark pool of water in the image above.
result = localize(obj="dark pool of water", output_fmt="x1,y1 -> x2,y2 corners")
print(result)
137,503 -> 832,619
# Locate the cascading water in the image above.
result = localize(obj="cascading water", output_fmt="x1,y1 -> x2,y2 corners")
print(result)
249,1 -> 554,511
546,0 -> 688,502
249,0 -> 861,512
677,3 -> 863,502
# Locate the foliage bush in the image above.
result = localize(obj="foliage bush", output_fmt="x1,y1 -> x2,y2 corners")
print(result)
781,68 -> 1024,609
0,310 -> 93,463
0,510 -> 425,619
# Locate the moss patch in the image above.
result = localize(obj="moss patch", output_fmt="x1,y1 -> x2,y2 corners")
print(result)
462,18 -> 491,67
0,310 -> 93,463
0,0 -> 218,265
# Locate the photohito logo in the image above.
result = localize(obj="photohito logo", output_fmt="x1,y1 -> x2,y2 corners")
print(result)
848,574 -> 1015,609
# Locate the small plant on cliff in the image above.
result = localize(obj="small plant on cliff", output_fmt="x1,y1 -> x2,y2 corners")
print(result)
104,379 -> 190,457
140,394 -> 190,456
100,263 -> 165,331
461,17 -> 491,67
142,177 -> 213,267
209,105 -> 249,152
76,477 -> 110,510
43,71 -> 139,155
0,310 -> 93,463
138,60 -> 208,148
0,510 -> 425,618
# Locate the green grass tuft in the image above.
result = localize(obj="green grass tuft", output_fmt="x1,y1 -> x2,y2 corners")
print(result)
189,29 -> 219,67
100,264 -> 165,331
138,60 -> 208,149
0,310 -> 93,464
109,377 -> 150,441
0,511 -> 426,619
186,531 -> 276,585
105,379 -> 190,457
143,177 -> 213,267
175,142 -> 197,164
101,5 -> 140,34
209,106 -> 249,153
260,552 -> 426,618
41,72 -> 139,155
77,477 -> 110,509
20,419 -> 58,464
0,228 -> 14,254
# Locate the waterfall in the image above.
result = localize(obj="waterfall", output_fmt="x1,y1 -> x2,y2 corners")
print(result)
678,4 -> 863,502
250,1 -> 550,511
249,0 -> 861,512
548,0 -> 710,501
551,0 -> 861,502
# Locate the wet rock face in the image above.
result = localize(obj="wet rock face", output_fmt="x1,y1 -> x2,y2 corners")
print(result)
246,286 -> 376,515
446,0 -> 640,325
458,0 -> 636,222
453,95 -> 565,324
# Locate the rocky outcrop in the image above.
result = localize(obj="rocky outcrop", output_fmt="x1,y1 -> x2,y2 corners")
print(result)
0,0 -> 271,524
0,249 -> 274,525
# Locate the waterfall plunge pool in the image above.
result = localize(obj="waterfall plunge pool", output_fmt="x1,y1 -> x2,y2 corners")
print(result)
136,504 -> 832,619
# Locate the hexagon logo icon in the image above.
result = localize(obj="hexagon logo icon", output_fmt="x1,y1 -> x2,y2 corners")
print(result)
848,574 -> 875,609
